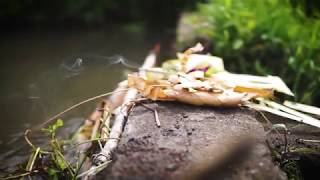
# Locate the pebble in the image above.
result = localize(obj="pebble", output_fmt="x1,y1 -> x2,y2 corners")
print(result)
165,163 -> 178,171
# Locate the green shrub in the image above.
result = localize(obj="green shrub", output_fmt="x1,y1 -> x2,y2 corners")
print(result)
189,0 -> 320,104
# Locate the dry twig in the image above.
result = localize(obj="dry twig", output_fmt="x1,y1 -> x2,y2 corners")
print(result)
83,49 -> 156,179
40,89 -> 128,127
138,103 -> 161,127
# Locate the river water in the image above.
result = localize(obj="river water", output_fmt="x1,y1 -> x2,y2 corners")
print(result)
0,25 -> 156,160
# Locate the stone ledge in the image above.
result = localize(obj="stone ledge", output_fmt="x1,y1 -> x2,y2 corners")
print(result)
97,101 -> 286,180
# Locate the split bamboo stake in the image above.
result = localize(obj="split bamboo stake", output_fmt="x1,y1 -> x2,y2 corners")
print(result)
245,99 -> 320,128
100,80 -> 128,139
92,89 -> 137,164
283,100 -> 320,117
262,99 -> 320,128
75,81 -> 128,145
82,49 -> 156,179
73,81 -> 128,175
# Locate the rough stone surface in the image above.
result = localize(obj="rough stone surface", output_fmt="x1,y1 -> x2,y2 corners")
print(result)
97,101 -> 287,180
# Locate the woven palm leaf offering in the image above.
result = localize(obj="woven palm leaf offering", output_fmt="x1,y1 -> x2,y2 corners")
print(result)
128,43 -> 320,128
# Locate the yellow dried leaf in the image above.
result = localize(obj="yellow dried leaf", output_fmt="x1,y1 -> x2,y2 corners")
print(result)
234,86 -> 274,98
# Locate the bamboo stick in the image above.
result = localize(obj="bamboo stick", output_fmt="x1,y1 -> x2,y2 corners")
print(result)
246,99 -> 320,128
261,99 -> 320,128
245,102 -> 303,122
72,81 -> 128,176
74,81 -> 128,146
82,50 -> 156,179
100,80 -> 128,139
92,89 -> 138,164
284,100 -> 320,117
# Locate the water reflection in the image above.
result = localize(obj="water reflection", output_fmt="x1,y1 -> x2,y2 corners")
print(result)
0,27 -> 151,157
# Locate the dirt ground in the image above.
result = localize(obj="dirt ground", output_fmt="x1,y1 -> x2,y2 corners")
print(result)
263,114 -> 320,180
97,101 -> 288,180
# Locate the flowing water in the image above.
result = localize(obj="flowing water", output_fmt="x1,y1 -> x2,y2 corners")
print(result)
0,26 -> 157,165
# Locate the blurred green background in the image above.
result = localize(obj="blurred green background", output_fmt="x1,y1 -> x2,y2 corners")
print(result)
179,0 -> 320,105
0,0 -> 198,28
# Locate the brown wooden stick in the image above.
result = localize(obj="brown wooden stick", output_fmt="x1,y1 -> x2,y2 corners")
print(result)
81,49 -> 156,179
138,103 -> 161,127
73,82 -> 129,175
100,80 -> 128,139
154,108 -> 160,127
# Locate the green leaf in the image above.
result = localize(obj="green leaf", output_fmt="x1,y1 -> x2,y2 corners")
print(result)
233,39 -> 244,50
53,150 -> 67,171
205,67 -> 217,77
48,168 -> 60,180
42,119 -> 64,136
288,56 -> 296,69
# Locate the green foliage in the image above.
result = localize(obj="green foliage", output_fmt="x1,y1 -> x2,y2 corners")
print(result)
42,119 -> 75,177
283,160 -> 303,180
42,119 -> 64,138
48,168 -> 60,180
192,0 -> 320,104
8,119 -> 80,179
